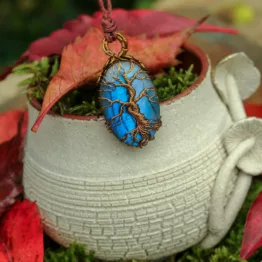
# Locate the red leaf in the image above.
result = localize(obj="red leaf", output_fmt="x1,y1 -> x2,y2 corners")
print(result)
24,9 -> 238,61
244,103 -> 262,119
0,110 -> 26,144
0,9 -> 237,80
240,192 -> 262,259
0,110 -> 28,174
92,9 -> 238,36
0,200 -> 44,262
25,29 -> 78,61
0,110 -> 28,217
63,14 -> 94,35
0,180 -> 23,220
0,241 -> 10,262
31,16 -> 203,132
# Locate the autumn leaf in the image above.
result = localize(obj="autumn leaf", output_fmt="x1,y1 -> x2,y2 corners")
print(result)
0,242 -> 10,262
92,8 -> 238,36
240,192 -> 262,259
0,110 -> 27,144
0,200 -> 44,262
0,9 -> 237,81
244,104 -> 262,119
0,110 -> 28,217
31,15 -> 206,132
20,9 -> 238,61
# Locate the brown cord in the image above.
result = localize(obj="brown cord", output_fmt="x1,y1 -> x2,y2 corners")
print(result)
98,0 -> 117,43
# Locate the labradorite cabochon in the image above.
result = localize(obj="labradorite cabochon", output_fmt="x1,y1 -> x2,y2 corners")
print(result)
99,60 -> 161,147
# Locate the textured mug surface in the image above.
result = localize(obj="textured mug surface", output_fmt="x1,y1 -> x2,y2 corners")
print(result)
23,44 -> 238,260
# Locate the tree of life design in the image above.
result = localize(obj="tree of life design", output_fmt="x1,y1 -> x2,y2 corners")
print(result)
99,60 -> 162,148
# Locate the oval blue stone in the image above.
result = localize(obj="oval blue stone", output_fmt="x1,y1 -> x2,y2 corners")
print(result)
99,60 -> 161,147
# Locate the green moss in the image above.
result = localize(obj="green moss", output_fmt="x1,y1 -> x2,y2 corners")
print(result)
43,180 -> 262,261
44,242 -> 94,262
13,56 -> 197,116
153,65 -> 197,102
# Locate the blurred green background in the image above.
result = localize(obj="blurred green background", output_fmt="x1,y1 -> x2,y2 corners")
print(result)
0,0 -> 155,68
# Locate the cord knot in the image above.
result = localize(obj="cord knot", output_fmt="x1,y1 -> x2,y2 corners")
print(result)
101,14 -> 117,43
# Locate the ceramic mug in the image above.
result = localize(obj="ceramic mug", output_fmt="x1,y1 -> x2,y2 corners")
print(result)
23,43 -> 262,260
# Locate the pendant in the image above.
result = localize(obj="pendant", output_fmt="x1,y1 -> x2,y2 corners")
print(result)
98,33 -> 162,148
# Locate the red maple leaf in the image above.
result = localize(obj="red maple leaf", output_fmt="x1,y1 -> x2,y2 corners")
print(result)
0,9 -> 237,80
240,192 -> 262,259
31,16 -> 205,132
0,110 -> 28,217
0,200 -> 44,262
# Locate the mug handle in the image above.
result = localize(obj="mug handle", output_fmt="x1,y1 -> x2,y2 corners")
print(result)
200,137 -> 255,248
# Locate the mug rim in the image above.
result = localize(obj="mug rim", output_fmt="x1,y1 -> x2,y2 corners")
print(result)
29,41 -> 209,121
